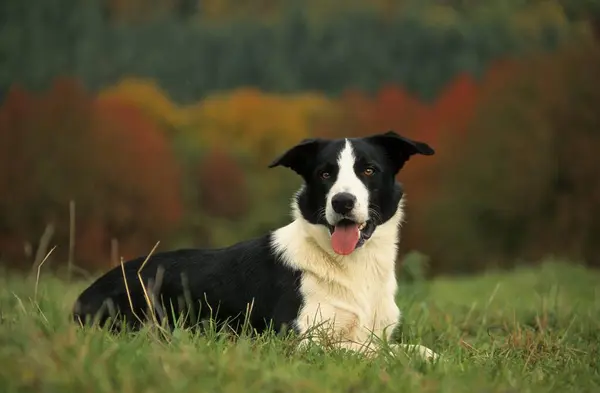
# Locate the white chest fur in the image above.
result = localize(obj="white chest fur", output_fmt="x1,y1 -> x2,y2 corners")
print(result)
271,201 -> 405,349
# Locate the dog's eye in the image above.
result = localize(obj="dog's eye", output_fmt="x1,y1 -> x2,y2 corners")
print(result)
364,168 -> 375,176
320,171 -> 330,180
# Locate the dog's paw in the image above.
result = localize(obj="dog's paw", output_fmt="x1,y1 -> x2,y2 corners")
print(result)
391,344 -> 440,362
412,344 -> 440,362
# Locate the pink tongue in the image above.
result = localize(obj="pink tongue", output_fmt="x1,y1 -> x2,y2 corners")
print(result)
331,224 -> 360,255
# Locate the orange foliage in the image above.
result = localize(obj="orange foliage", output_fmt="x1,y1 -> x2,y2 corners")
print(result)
0,78 -> 183,271
185,87 -> 339,167
335,86 -> 426,139
98,78 -> 185,133
91,96 -> 184,263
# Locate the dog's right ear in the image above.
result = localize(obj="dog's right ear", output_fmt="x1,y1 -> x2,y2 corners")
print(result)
365,130 -> 434,174
268,138 -> 325,178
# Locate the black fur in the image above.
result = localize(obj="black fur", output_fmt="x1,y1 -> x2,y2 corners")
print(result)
73,235 -> 303,334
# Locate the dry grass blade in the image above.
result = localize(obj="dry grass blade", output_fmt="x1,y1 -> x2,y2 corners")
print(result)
32,223 -> 55,274
136,241 -> 165,331
67,200 -> 76,281
34,245 -> 57,302
120,256 -> 144,326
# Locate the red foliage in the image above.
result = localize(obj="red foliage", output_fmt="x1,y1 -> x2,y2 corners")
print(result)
93,96 -> 183,227
0,86 -> 36,225
197,147 -> 250,220
428,73 -> 479,140
334,78 -> 481,254
0,78 -> 183,271
337,85 -> 426,139
424,42 -> 600,271
335,53 -> 598,270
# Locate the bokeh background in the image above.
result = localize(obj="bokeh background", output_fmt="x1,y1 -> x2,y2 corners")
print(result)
1,0 -> 599,277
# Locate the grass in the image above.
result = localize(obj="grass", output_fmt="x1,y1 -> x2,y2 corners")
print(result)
0,260 -> 599,393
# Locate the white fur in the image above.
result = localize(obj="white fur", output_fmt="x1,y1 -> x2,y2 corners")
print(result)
271,193 -> 439,361
325,140 -> 370,225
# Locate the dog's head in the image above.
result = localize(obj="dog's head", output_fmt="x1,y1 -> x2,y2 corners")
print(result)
269,131 -> 434,256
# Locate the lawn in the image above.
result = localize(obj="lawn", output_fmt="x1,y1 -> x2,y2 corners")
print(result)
0,260 -> 598,392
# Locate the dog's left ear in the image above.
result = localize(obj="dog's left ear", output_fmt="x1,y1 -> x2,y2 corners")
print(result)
268,138 -> 325,178
366,130 -> 435,174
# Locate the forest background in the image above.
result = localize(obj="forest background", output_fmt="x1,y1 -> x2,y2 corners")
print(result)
1,0 -> 599,277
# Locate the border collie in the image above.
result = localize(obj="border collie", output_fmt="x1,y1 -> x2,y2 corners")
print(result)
72,130 -> 438,361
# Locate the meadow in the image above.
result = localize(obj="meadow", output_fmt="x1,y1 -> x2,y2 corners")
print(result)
0,259 -> 598,393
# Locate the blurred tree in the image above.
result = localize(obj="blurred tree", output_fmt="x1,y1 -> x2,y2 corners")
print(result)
0,0 -> 580,106
167,87 -> 340,249
197,147 -> 250,220
427,73 -> 479,141
510,1 -> 570,48
98,78 -> 186,134
176,0 -> 198,18
559,0 -> 600,35
333,80 -> 480,262
425,39 -> 600,273
0,78 -> 183,271
403,74 -> 480,256
184,87 -> 338,166
337,85 -> 426,139
1,0 -> 596,274
93,95 -> 183,258
107,0 -> 179,22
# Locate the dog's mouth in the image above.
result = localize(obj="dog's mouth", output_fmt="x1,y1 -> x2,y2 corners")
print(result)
327,219 -> 376,256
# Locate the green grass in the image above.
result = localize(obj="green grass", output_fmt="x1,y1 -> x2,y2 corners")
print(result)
1,260 -> 599,392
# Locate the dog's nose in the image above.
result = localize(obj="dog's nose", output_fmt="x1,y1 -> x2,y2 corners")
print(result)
331,192 -> 357,215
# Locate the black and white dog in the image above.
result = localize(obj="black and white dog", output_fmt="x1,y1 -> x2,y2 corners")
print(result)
73,131 -> 438,360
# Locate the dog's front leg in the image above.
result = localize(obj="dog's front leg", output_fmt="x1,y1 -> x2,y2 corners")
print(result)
297,305 -> 381,356
372,296 -> 440,362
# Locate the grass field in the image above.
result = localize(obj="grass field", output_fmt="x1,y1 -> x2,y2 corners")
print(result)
0,260 -> 598,393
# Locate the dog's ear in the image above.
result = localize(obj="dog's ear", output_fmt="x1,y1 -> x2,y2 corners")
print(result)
366,130 -> 434,174
268,138 -> 325,177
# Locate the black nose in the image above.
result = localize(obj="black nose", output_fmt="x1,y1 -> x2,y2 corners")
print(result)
331,192 -> 357,215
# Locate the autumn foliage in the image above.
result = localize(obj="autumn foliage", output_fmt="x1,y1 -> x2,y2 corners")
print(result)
1,37 -> 599,275
197,147 -> 250,220
186,88 -> 339,167
328,75 -> 481,255
0,78 -> 183,270
425,41 -> 600,272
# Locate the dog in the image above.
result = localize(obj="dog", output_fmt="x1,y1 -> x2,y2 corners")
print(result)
72,130 -> 438,361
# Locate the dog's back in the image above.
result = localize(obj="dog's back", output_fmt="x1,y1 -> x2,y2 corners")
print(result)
72,236 -> 303,334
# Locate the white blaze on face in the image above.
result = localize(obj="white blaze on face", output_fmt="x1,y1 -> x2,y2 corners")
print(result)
325,139 -> 370,226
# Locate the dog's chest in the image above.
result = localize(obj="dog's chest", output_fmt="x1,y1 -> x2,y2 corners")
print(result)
295,259 -> 400,336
